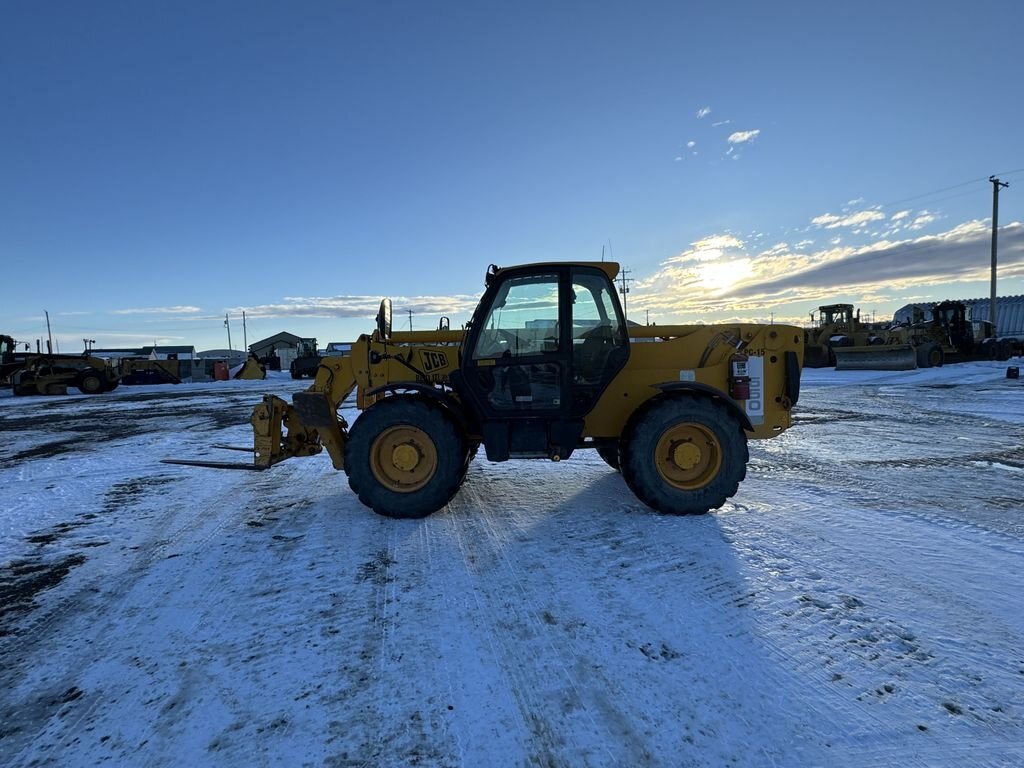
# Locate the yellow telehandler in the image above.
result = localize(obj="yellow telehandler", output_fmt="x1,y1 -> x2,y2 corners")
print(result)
166,262 -> 803,518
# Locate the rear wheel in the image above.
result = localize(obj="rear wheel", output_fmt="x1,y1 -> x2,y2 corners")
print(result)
77,368 -> 105,394
596,443 -> 620,471
620,396 -> 748,515
345,396 -> 466,519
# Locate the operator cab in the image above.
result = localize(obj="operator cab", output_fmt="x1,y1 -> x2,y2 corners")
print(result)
454,262 -> 629,461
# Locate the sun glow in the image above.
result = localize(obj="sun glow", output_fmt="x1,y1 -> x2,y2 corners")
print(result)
696,259 -> 753,293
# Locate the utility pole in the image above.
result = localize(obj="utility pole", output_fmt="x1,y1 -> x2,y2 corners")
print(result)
224,313 -> 233,351
408,309 -> 414,332
242,311 -> 248,352
989,175 -> 1009,338
645,309 -> 650,326
619,268 -> 632,323
45,310 -> 53,354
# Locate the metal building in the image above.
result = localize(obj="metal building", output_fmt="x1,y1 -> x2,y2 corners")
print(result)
893,295 -> 1024,340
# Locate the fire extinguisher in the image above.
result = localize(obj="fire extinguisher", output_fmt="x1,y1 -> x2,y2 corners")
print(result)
729,352 -> 750,400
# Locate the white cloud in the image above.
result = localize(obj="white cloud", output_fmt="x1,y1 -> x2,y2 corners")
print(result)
628,218 -> 1024,324
111,305 -> 202,315
712,120 -> 731,127
661,235 -> 745,268
811,210 -> 886,229
908,211 -> 938,230
697,106 -> 712,119
230,294 -> 480,321
686,140 -> 696,148
727,129 -> 760,144
891,210 -> 911,221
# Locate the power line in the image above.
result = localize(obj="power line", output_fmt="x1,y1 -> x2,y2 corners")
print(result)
880,176 -> 989,209
878,167 -> 1024,210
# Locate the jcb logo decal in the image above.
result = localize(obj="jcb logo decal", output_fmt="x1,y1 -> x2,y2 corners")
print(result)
421,351 -> 449,372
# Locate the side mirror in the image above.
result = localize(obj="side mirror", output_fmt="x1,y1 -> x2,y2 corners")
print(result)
438,316 -> 450,331
376,298 -> 392,339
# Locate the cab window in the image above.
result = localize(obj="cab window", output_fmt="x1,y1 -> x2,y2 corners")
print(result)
473,274 -> 560,359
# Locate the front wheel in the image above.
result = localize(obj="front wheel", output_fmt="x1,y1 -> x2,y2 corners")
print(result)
620,396 -> 748,515
344,396 -> 466,519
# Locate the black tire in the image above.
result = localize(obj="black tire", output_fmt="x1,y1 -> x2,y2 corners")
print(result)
104,379 -> 119,392
596,443 -> 620,471
77,368 -> 105,394
997,339 -> 1012,362
620,395 -> 748,515
344,396 -> 466,519
916,343 -> 943,368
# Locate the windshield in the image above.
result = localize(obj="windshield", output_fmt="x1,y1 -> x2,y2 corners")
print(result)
473,274 -> 560,359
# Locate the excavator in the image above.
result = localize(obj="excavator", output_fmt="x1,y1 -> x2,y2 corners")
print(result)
166,262 -> 803,518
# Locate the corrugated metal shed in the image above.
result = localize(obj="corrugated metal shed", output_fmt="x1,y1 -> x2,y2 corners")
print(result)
893,295 -> 1024,339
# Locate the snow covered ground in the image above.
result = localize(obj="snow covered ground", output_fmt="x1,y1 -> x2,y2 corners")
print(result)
1,362 -> 1023,767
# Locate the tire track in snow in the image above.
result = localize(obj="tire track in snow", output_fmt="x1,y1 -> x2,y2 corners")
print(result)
443,464 -> 836,766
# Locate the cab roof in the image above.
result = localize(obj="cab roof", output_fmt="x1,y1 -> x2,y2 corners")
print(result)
490,261 -> 620,281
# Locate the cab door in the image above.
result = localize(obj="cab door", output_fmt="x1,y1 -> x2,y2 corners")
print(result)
456,265 -> 628,461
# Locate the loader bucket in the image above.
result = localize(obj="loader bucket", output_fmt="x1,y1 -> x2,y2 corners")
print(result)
231,356 -> 266,380
833,344 -> 918,371
803,346 -> 832,368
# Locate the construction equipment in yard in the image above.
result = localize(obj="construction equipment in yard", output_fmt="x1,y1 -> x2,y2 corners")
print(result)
231,353 -> 266,380
289,338 -> 322,379
2,334 -> 120,395
120,358 -> 184,385
803,304 -> 883,368
833,300 -> 1011,371
165,262 -> 803,518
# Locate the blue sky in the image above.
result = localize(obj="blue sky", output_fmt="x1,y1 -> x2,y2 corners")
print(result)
2,0 -> 1023,352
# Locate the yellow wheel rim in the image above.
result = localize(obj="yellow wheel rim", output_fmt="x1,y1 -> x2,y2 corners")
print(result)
370,425 -> 438,493
655,423 -> 722,490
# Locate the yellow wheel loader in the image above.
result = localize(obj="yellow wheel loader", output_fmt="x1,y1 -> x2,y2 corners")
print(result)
166,262 -> 803,518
